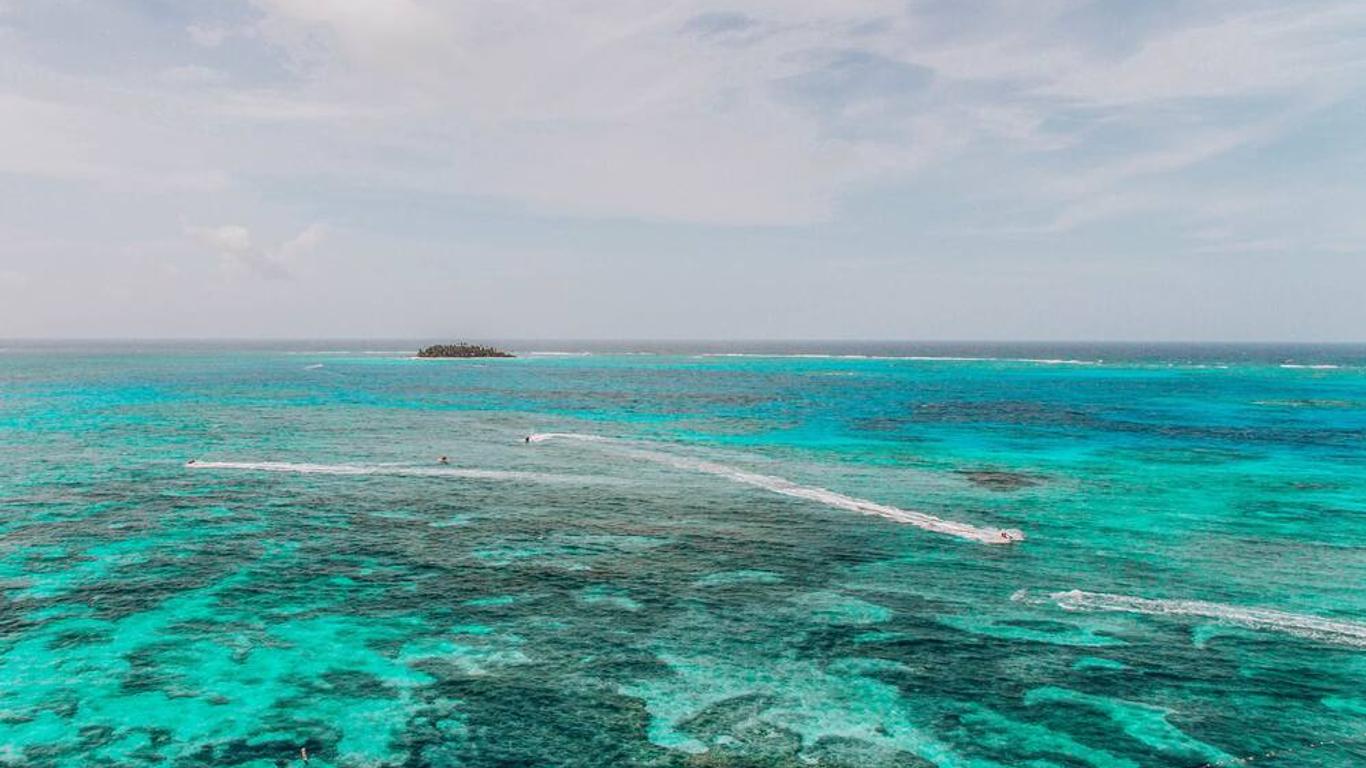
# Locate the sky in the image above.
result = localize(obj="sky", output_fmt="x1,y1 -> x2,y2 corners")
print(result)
1,0 -> 1364,341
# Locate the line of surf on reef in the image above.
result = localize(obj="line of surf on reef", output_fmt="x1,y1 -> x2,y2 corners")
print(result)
527,433 -> 1024,545
695,353 -> 1101,365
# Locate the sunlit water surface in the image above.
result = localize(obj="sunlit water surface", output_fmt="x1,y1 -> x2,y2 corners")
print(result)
2,341 -> 1364,767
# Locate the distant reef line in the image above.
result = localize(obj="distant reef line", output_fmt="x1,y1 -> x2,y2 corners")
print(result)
416,343 -> 515,358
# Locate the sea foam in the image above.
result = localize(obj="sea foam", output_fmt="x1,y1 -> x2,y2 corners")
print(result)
1279,363 -> 1341,370
692,353 -> 1101,365
1023,589 -> 1366,648
528,433 -> 1023,545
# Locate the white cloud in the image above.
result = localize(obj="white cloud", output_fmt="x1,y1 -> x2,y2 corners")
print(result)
4,1 -> 1363,228
187,223 -> 326,279
2,1 -> 1366,339
240,0 -> 925,223
278,222 -> 328,261
0,93 -> 111,180
0,269 -> 29,290
159,65 -> 227,86
186,24 -> 233,48
218,0 -> 1365,226
189,224 -> 254,254
1043,5 -> 1366,105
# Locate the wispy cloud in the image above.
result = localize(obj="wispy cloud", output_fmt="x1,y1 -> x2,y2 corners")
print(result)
186,24 -> 234,48
1,1 -> 1363,338
4,1 -> 1362,228
187,222 -> 326,279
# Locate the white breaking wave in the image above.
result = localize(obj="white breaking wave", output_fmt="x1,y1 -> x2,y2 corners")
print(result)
1026,589 -> 1366,648
1280,363 -> 1341,370
902,356 -> 1099,365
285,350 -> 410,355
528,433 -> 1023,545
697,353 -> 882,359
186,460 -> 610,485
693,353 -> 1101,365
304,363 -> 324,369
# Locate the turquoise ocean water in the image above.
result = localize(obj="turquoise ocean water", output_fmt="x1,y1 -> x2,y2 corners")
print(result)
2,341 -> 1364,767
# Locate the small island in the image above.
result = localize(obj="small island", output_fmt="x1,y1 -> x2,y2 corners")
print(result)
416,343 -> 515,358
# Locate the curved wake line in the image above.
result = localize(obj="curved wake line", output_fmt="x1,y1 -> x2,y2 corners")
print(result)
529,433 -> 1023,545
186,460 -> 611,485
1028,589 -> 1366,648
528,432 -> 607,444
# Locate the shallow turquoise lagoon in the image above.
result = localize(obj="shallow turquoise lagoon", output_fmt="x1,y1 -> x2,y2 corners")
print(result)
1,342 -> 1364,766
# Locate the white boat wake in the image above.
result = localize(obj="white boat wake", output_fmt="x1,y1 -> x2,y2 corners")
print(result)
528,433 -> 1024,545
1017,589 -> 1366,648
186,460 -> 611,485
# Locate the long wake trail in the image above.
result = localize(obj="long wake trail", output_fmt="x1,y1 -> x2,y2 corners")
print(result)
528,433 -> 1023,545
1024,589 -> 1366,648
186,460 -> 611,485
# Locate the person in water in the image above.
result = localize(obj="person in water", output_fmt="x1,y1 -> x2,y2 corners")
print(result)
524,436 -> 531,444
438,456 -> 449,464
186,459 -> 197,465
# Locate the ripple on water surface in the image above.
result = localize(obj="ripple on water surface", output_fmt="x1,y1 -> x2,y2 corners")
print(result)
2,344 -> 1365,766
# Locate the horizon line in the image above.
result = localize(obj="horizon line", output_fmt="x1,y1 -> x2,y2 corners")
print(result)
4,337 -> 1365,346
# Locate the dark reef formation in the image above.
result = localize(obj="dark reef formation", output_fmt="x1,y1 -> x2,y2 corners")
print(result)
416,344 -> 515,358
957,469 -> 1043,492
